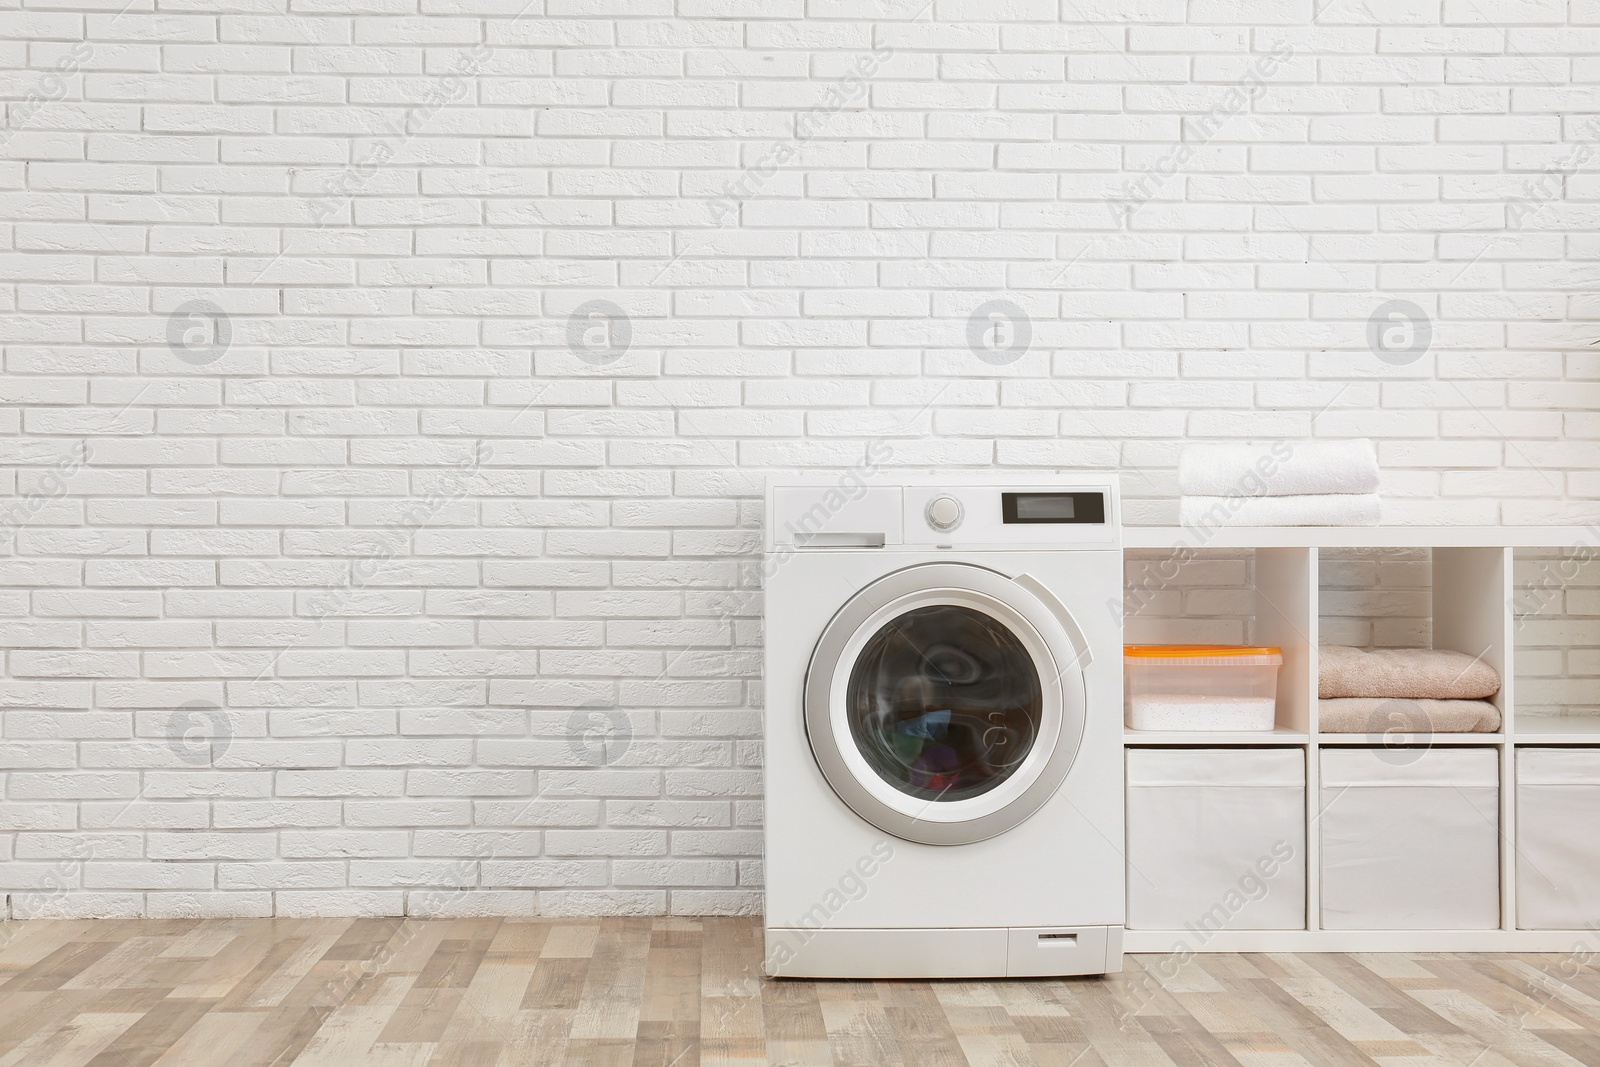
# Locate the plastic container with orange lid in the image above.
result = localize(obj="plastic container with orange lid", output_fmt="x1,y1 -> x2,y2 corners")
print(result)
1124,645 -> 1283,732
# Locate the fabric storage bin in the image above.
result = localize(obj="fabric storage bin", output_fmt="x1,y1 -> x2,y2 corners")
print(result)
1126,748 -> 1306,931
1516,748 -> 1600,930
1319,747 -> 1500,931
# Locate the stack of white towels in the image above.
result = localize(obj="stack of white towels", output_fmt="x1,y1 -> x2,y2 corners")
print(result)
1178,439 -> 1381,527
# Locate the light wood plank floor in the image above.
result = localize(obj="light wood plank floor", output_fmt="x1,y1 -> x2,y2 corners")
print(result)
1,917 -> 1597,1066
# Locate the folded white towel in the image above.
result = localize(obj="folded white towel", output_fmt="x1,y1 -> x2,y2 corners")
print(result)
1180,493 -> 1381,528
1179,439 -> 1379,497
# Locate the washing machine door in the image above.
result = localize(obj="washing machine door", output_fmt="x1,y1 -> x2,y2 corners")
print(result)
804,562 -> 1092,846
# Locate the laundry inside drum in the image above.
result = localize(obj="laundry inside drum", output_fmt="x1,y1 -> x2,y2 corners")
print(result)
846,604 -> 1044,802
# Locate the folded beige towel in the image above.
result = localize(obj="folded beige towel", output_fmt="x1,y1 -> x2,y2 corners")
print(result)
1319,697 -> 1502,734
1318,645 -> 1500,700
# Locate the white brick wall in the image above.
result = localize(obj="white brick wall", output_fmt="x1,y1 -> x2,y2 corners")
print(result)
1515,547 -> 1600,718
3,2 -> 1600,917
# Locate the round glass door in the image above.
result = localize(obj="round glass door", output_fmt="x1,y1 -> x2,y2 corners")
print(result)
805,563 -> 1088,846
846,605 -> 1042,802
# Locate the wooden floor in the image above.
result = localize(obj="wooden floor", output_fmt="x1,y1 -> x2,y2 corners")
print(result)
1,917 -> 1598,1066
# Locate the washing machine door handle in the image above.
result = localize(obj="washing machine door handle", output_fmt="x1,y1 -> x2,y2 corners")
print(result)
1011,572 -> 1092,670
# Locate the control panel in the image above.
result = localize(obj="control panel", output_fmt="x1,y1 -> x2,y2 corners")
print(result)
768,476 -> 1120,550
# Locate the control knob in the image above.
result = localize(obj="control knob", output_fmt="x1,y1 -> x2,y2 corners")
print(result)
925,495 -> 964,532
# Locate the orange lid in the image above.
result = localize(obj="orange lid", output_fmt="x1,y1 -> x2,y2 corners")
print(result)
1124,644 -> 1282,658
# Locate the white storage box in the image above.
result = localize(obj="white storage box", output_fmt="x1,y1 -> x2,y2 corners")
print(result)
1126,748 -> 1306,931
1516,747 -> 1600,930
1124,645 -> 1283,731
1319,747 -> 1500,931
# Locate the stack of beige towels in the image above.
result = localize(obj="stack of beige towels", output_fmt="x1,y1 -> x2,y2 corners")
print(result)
1319,645 -> 1502,733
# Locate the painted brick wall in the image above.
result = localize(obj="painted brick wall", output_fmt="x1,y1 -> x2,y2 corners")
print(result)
1515,548 -> 1600,718
3,1 -> 1600,917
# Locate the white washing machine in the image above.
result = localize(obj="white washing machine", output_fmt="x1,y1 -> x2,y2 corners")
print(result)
762,473 -> 1125,979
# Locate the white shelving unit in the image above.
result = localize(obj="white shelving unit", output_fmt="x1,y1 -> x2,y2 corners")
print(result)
1120,525 -> 1600,953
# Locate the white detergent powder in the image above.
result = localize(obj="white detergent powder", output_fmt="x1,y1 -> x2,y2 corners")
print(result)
1126,694 -> 1277,732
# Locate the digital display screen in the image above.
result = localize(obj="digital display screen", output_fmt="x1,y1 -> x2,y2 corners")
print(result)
1002,492 -> 1106,525
1016,495 -> 1074,520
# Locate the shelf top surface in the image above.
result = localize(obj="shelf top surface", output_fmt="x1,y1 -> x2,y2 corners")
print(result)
1122,730 -> 1516,745
1123,524 -> 1600,550
1126,721 -> 1600,745
1515,716 -> 1600,741
1123,728 -> 1309,745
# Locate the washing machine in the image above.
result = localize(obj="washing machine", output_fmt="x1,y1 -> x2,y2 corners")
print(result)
762,473 -> 1125,979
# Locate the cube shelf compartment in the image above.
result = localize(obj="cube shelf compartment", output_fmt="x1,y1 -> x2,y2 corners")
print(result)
1119,524 -> 1600,953
1121,546 -> 1315,736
